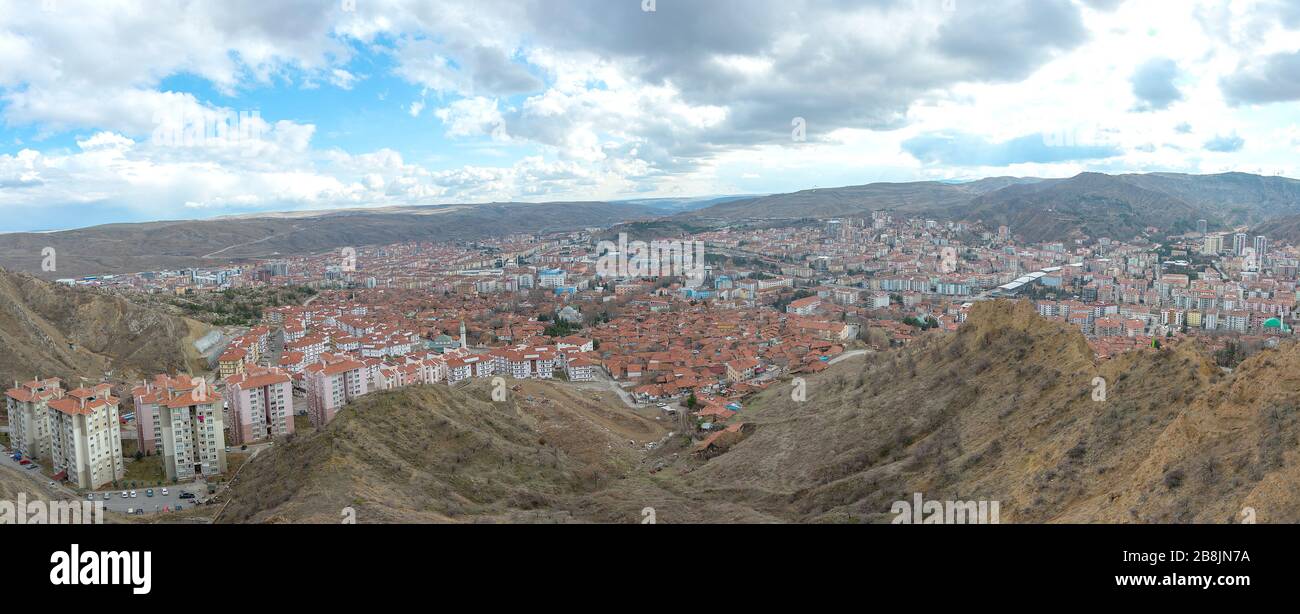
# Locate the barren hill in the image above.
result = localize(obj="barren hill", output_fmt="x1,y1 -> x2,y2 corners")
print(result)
680,172 -> 1300,244
216,380 -> 670,524
0,201 -> 655,279
218,301 -> 1300,524
0,268 -> 209,389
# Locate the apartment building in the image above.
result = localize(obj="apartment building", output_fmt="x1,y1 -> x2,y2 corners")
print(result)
564,355 -> 598,382
555,336 -> 595,353
225,366 -> 294,445
132,374 -> 228,482
445,351 -> 495,384
491,347 -> 557,380
218,348 -> 247,379
47,384 -> 125,490
538,268 -> 567,288
303,353 -> 369,427
726,358 -> 761,383
4,377 -> 63,460
786,296 -> 822,315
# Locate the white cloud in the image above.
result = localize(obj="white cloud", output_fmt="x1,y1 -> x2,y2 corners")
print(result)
3,0 -> 1300,229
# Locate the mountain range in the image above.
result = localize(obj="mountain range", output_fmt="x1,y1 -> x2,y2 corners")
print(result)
684,171 -> 1300,243
4,171 -> 1300,279
0,201 -> 656,279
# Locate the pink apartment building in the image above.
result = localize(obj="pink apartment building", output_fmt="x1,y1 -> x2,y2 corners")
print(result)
132,374 -> 227,482
303,353 -> 369,427
225,366 -> 294,445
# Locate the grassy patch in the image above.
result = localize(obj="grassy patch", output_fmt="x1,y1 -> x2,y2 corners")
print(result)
122,454 -> 165,486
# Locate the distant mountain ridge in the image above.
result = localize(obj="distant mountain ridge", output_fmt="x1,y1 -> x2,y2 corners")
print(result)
5,172 -> 1299,279
0,201 -> 656,278
682,171 -> 1300,244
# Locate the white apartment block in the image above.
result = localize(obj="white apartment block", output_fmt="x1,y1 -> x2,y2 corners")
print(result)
445,354 -> 495,384
225,366 -> 295,445
491,347 -> 557,380
48,384 -> 125,490
132,374 -> 227,482
564,355 -> 598,382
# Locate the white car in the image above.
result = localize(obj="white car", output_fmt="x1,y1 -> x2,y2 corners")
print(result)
129,490 -> 137,498
161,488 -> 169,496
120,491 -> 129,498
103,493 -> 111,500
657,403 -> 669,408
86,494 -> 94,501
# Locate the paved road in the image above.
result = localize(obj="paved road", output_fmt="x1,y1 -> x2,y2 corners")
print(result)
0,447 -> 74,499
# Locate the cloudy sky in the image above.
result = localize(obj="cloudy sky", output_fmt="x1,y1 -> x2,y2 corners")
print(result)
1,0 -> 1298,230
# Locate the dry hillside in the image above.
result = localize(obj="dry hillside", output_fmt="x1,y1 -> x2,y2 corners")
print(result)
216,380 -> 670,524
219,301 -> 1300,523
0,268 -> 209,389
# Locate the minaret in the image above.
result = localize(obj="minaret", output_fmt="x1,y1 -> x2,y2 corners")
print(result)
459,320 -> 467,348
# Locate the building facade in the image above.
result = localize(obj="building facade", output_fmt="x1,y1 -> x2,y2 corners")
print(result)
132,374 -> 228,482
48,384 -> 125,490
225,366 -> 295,445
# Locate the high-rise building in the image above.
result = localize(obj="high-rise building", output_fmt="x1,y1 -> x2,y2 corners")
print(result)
1254,235 -> 1268,259
132,374 -> 227,482
225,366 -> 294,445
1233,233 -> 1249,256
1202,234 -> 1224,255
1196,219 -> 1208,234
4,377 -> 63,461
6,378 -> 125,490
538,268 -> 567,288
303,353 -> 370,427
48,383 -> 125,490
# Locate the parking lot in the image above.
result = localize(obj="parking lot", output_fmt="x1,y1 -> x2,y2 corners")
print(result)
5,441 -> 215,515
84,483 -> 211,515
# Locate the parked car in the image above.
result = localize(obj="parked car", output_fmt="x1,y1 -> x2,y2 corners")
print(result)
161,488 -> 169,496
86,494 -> 94,501
179,492 -> 196,500
146,489 -> 154,497
129,490 -> 137,498
121,491 -> 128,498
25,465 -> 37,470
18,459 -> 31,465
103,493 -> 111,500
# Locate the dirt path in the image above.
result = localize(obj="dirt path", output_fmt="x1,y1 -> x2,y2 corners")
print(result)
202,225 -> 303,259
